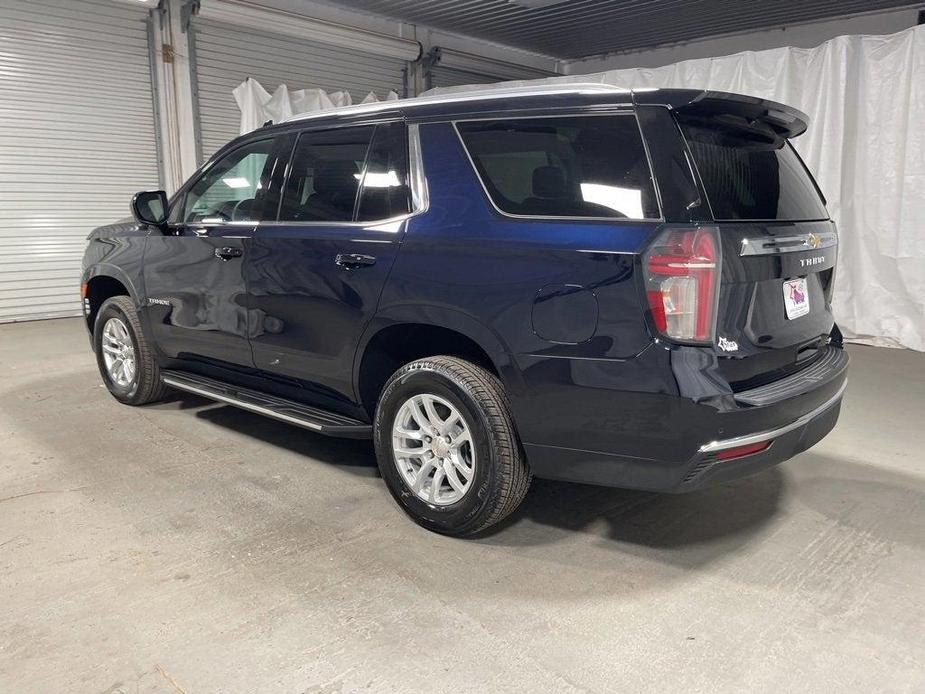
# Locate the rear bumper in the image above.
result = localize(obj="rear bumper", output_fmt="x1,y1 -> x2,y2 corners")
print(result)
677,378 -> 845,490
522,347 -> 848,491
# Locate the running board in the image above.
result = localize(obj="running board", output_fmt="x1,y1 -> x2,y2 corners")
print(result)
161,370 -> 372,438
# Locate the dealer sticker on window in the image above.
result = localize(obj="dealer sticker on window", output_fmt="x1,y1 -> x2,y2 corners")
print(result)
783,277 -> 810,319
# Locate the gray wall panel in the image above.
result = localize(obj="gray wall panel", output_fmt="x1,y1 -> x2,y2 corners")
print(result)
0,0 -> 159,322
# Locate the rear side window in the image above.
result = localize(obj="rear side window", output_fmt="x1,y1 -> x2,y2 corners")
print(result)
279,126 -> 374,222
456,115 -> 660,220
356,122 -> 412,221
680,118 -> 828,221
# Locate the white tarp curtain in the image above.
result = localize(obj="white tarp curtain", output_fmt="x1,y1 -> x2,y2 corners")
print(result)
428,27 -> 925,351
233,77 -> 399,134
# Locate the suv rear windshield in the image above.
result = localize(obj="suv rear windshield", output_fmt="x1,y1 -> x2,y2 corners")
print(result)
680,117 -> 828,221
457,115 -> 660,220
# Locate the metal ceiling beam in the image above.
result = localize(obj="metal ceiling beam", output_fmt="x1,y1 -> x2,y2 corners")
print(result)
320,0 -> 920,59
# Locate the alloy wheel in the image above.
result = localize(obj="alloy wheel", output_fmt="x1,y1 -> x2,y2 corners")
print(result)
101,317 -> 136,388
391,393 -> 476,506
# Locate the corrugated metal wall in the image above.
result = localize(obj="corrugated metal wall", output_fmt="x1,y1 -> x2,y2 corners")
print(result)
429,66 -> 501,89
0,0 -> 159,322
192,19 -> 407,163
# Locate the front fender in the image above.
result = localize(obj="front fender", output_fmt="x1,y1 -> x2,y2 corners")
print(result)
81,229 -> 149,340
82,262 -> 143,307
81,221 -> 149,309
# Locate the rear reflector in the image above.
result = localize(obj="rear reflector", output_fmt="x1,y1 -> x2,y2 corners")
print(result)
643,226 -> 720,344
715,440 -> 771,461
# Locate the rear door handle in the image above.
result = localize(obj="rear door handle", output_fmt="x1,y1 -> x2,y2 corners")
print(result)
214,246 -> 243,261
335,253 -> 377,269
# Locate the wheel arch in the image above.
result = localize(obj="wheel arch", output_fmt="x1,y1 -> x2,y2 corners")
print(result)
82,264 -> 140,334
354,306 -> 520,418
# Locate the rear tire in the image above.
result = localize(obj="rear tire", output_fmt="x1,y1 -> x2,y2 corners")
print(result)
93,296 -> 168,406
374,356 -> 531,536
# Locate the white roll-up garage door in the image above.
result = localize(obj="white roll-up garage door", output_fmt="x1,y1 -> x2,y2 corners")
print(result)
429,67 -> 501,90
0,0 -> 160,322
425,48 -> 555,92
192,19 -> 407,163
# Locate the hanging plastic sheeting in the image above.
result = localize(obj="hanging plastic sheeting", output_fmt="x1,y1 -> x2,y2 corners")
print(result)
427,27 -> 925,351
233,78 -> 399,135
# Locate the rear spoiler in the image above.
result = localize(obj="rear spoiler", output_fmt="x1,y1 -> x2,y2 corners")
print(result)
633,89 -> 809,139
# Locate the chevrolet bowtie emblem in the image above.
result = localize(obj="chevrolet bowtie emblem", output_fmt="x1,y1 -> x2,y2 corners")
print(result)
808,233 -> 822,249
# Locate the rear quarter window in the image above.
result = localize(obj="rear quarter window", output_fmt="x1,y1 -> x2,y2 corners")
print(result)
456,115 -> 660,220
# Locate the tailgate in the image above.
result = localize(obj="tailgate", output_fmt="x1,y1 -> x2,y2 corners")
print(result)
677,106 -> 838,389
715,219 -> 838,388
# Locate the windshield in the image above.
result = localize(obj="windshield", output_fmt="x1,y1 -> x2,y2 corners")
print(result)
680,117 -> 828,221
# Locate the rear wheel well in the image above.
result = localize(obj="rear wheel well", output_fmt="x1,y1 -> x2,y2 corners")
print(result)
85,276 -> 129,332
358,324 -> 500,418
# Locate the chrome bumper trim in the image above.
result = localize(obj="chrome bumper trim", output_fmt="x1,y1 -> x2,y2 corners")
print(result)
699,379 -> 847,454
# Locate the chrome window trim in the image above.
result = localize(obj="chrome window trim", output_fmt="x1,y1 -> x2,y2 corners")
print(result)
189,221 -> 255,228
451,112 -> 665,224
255,121 -> 428,230
407,122 -> 429,215
253,218 -> 412,229
739,230 -> 837,256
699,379 -> 847,454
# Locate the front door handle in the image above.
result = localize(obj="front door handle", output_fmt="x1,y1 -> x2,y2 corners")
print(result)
335,253 -> 377,269
214,246 -> 243,261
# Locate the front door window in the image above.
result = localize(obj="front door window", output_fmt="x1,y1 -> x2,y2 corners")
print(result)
182,139 -> 277,224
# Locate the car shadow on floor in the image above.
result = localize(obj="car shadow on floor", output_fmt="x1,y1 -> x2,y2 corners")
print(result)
170,394 -> 786,555
482,471 -> 784,549
167,394 -> 380,474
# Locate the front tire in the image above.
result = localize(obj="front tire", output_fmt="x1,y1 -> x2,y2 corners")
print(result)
93,295 -> 167,406
374,356 -> 531,536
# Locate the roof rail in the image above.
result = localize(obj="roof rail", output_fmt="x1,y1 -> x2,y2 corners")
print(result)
282,83 -> 631,124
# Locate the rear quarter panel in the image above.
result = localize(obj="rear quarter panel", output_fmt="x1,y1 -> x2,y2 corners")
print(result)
380,120 -> 666,449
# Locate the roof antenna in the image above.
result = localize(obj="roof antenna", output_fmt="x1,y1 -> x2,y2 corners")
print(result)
262,119 -> 273,128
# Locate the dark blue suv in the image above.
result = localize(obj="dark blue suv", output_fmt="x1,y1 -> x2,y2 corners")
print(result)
81,84 -> 848,535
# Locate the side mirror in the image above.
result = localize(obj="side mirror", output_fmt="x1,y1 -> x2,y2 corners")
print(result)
131,190 -> 168,228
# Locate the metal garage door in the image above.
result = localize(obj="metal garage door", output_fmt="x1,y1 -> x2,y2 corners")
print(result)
0,0 -> 160,322
429,67 -> 501,90
192,19 -> 407,163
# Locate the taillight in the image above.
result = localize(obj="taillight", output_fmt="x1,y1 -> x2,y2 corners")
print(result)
643,226 -> 720,344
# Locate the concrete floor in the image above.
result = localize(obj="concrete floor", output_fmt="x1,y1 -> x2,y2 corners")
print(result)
0,318 -> 923,693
